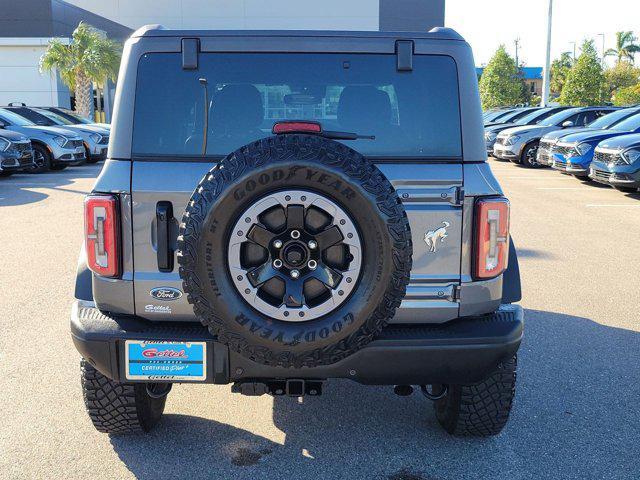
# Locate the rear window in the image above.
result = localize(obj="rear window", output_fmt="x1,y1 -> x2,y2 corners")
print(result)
132,53 -> 461,159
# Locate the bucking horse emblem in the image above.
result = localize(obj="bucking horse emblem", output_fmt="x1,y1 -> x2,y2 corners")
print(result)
424,221 -> 450,253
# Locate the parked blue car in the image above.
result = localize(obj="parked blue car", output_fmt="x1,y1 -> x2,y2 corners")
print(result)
589,133 -> 640,192
549,111 -> 640,178
537,107 -> 638,166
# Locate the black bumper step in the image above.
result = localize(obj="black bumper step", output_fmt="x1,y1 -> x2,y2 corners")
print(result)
70,302 -> 523,386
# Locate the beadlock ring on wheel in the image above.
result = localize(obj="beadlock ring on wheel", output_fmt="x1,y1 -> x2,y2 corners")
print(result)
228,190 -> 362,321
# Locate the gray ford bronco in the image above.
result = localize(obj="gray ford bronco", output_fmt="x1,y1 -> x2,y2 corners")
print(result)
72,26 -> 523,437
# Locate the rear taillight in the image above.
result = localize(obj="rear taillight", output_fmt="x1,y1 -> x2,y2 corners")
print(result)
84,194 -> 120,278
474,197 -> 510,279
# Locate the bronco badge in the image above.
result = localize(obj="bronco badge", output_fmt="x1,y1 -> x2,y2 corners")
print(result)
424,221 -> 450,253
150,287 -> 183,301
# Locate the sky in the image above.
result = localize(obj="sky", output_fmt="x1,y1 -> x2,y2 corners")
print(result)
445,0 -> 640,67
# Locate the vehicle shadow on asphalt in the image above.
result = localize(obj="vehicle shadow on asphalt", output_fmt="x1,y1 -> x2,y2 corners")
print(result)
0,166 -> 99,207
109,309 -> 640,480
621,190 -> 640,200
515,248 -> 557,260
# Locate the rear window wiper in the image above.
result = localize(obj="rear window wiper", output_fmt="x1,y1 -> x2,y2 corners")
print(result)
272,121 -> 375,140
321,130 -> 376,140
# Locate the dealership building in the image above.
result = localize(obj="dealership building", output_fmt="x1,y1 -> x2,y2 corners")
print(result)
0,0 -> 445,118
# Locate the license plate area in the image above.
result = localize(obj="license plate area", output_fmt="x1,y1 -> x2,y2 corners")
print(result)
124,340 -> 207,381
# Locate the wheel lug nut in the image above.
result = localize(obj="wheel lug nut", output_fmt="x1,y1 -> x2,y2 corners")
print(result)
308,260 -> 317,270
273,239 -> 283,249
290,230 -> 301,239
290,269 -> 300,279
308,240 -> 317,249
273,259 -> 283,269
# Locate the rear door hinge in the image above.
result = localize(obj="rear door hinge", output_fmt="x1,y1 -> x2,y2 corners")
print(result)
397,186 -> 464,206
453,285 -> 462,302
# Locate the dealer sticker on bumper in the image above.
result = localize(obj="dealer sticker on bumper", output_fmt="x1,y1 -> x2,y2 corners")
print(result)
125,340 -> 206,381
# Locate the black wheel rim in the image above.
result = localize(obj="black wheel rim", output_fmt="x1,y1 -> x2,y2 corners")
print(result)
526,145 -> 539,165
228,190 -> 362,321
33,150 -> 45,169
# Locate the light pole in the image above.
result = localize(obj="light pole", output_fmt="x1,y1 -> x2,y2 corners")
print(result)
597,33 -> 605,66
541,0 -> 553,106
569,41 -> 576,61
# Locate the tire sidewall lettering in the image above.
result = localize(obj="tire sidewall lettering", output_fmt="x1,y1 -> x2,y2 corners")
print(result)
231,166 -> 360,205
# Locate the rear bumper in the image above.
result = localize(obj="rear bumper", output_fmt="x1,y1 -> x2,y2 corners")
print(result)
70,301 -> 523,386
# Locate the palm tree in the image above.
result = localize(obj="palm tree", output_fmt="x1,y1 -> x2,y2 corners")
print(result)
605,31 -> 640,64
40,22 -> 121,118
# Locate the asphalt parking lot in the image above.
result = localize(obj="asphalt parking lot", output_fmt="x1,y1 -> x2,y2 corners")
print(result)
1,161 -> 639,480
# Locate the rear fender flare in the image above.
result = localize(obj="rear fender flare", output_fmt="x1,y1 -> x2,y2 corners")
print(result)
502,237 -> 521,303
75,245 -> 93,301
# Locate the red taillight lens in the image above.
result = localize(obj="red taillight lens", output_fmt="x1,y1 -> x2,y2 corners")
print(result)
84,194 -> 120,278
272,121 -> 322,135
474,197 -> 510,279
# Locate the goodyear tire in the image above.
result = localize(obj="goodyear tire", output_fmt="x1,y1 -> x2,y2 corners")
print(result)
177,134 -> 412,368
434,355 -> 517,437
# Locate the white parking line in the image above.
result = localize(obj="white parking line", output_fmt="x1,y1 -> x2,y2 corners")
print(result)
500,175 -> 575,180
537,187 -> 586,190
585,204 -> 640,208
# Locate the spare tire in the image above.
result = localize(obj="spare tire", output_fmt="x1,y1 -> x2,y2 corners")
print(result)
177,134 -> 411,368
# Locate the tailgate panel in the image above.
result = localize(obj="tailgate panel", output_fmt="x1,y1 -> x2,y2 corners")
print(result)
131,161 -> 463,323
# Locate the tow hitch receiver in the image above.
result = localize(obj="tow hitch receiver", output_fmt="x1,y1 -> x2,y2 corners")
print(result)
231,379 -> 323,397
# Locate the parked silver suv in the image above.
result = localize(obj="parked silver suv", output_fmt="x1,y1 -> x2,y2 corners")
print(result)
5,106 -> 109,164
0,108 -> 85,172
0,130 -> 34,176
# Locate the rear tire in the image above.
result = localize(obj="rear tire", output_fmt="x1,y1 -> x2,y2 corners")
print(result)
434,355 -> 517,437
0,171 -> 13,177
80,359 -> 167,434
520,142 -> 541,168
30,144 -> 51,173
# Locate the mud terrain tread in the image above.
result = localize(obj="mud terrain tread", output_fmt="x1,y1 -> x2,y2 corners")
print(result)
434,355 -> 517,437
81,360 -> 166,434
177,134 -> 412,368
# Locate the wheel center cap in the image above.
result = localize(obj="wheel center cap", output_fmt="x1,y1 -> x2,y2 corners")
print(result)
283,242 -> 307,267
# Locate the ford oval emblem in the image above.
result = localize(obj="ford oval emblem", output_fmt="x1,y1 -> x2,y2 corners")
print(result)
150,287 -> 183,301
